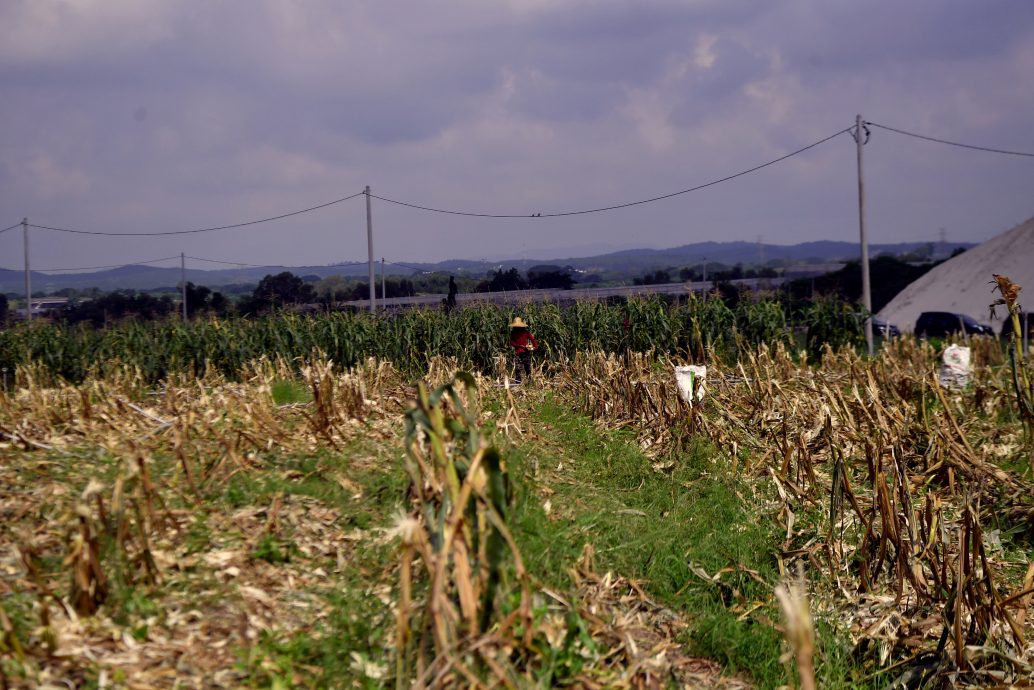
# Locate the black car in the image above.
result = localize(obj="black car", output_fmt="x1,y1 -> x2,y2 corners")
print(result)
1000,312 -> 1033,340
871,317 -> 900,337
915,311 -> 993,338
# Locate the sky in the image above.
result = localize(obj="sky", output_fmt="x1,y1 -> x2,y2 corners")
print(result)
2,0 -> 1034,273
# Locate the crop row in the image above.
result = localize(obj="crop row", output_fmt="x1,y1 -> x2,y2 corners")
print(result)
0,295 -> 863,383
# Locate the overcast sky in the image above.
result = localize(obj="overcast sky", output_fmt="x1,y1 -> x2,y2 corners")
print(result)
2,0 -> 1034,272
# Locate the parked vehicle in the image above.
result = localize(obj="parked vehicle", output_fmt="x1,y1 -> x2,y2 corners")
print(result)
871,317 -> 900,337
914,311 -> 993,338
1000,312 -> 1033,340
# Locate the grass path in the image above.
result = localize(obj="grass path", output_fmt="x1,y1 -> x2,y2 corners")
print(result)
246,384 -> 876,688
503,389 -> 874,690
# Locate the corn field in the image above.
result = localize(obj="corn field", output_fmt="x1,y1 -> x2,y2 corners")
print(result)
0,295 -> 863,385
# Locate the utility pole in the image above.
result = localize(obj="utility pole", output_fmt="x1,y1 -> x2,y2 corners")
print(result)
365,185 -> 376,313
381,257 -> 386,306
701,256 -> 707,299
1025,314 -> 1030,361
22,218 -> 30,323
854,114 -> 874,356
181,252 -> 188,322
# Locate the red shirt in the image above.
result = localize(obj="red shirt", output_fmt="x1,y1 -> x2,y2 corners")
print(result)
510,329 -> 538,355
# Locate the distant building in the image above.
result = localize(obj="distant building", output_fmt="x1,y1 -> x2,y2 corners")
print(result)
879,215 -> 1034,332
779,263 -> 846,280
14,297 -> 72,319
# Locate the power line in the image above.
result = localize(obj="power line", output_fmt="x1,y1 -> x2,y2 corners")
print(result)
38,256 -> 182,272
1,254 -> 371,274
370,126 -> 854,218
186,255 -> 368,268
185,255 -> 275,268
0,255 -> 182,273
0,222 -> 21,235
387,260 -> 432,273
868,121 -> 1034,158
26,191 -> 366,236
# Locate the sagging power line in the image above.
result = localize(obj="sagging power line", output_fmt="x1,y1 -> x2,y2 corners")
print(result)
25,191 -> 366,236
186,255 -> 368,268
868,122 -> 1034,158
386,260 -> 432,273
371,126 -> 854,218
8,115 -> 1033,325
185,256 -> 281,268
2,253 -> 373,273
22,256 -> 182,273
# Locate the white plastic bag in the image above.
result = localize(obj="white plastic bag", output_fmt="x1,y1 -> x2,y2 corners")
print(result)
675,365 -> 707,405
938,344 -> 971,389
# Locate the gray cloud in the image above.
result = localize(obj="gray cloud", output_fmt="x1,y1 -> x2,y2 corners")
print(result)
1,0 -> 1034,272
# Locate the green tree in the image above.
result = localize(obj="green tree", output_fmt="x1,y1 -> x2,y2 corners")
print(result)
210,291 -> 229,315
527,265 -> 575,290
315,276 -> 352,303
634,269 -> 672,286
184,282 -> 230,316
784,255 -> 936,314
184,282 -> 211,313
60,291 -> 175,327
477,268 -> 527,293
240,272 -> 316,315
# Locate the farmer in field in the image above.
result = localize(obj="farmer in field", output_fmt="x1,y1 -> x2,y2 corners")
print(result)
447,276 -> 458,310
508,317 -> 538,384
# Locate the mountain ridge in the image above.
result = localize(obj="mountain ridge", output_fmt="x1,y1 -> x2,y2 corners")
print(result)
1,240 -> 969,293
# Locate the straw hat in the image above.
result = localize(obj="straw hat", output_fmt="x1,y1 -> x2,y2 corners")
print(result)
509,317 -> 529,329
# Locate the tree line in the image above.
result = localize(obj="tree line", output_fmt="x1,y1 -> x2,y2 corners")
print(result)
1,252 -> 954,328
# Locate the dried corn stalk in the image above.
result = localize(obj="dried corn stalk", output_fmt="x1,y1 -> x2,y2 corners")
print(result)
552,341 -> 1034,685
396,373 -> 532,689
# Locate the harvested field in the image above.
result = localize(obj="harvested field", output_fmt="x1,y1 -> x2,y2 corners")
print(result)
2,297 -> 1032,688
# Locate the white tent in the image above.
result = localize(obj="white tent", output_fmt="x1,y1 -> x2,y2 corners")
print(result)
878,216 -> 1034,333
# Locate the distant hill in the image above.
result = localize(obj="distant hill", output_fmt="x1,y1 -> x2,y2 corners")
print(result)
0,263 -> 374,294
0,240 -> 970,294
557,240 -> 963,273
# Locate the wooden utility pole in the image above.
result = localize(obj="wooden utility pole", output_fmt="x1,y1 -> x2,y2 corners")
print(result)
701,256 -> 707,299
22,218 -> 30,323
381,257 -> 386,306
855,114 -> 874,356
1024,314 -> 1030,360
181,252 -> 188,322
365,186 -> 376,313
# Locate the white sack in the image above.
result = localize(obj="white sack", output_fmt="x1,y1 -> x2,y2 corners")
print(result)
938,344 -> 972,389
675,365 -> 707,405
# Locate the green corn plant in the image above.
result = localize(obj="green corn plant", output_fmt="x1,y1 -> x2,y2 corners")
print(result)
687,293 -> 735,356
0,294 -> 880,383
396,372 -> 531,688
799,294 -> 864,359
991,274 -> 1033,454
735,298 -> 789,349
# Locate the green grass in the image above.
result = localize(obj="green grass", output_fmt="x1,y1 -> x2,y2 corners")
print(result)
506,394 -> 878,690
270,379 -> 312,405
229,440 -> 407,688
251,534 -> 298,564
232,391 -> 881,688
221,445 -> 405,531
508,395 -> 781,683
